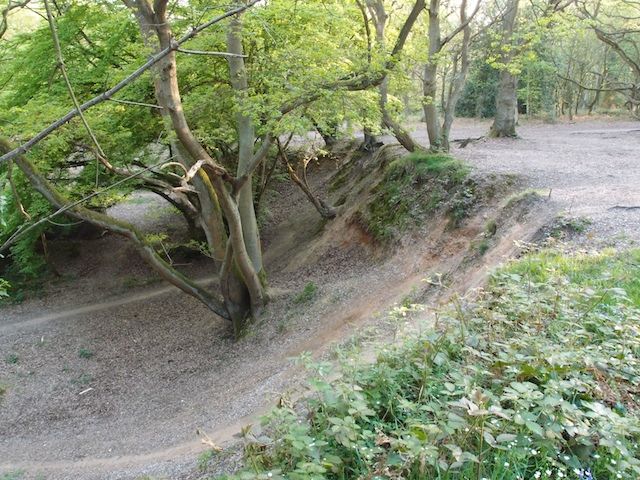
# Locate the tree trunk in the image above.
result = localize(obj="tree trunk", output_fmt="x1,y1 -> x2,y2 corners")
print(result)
440,0 -> 471,151
489,0 -> 519,138
227,16 -> 263,276
423,0 -> 443,149
132,1 -> 265,325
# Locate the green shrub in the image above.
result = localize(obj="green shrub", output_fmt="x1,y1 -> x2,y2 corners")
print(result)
224,249 -> 640,480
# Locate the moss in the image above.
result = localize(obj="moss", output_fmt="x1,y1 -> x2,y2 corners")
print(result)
504,188 -> 546,210
358,152 -> 471,244
385,151 -> 470,185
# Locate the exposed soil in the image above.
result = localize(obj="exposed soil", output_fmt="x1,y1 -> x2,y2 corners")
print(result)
1,117 -> 639,479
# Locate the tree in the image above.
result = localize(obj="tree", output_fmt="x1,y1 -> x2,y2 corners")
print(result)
580,0 -> 640,118
489,0 -> 519,137
0,0 -> 426,333
422,0 -> 480,150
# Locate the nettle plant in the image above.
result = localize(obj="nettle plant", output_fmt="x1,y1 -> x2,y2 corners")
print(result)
222,250 -> 640,480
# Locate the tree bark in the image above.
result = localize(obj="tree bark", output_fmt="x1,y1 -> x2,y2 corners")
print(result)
227,16 -> 263,275
131,1 -> 265,325
423,0 -> 442,149
489,0 -> 519,138
367,0 -> 421,152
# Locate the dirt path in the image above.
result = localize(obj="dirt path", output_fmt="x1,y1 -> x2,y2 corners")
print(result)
1,118 -> 639,480
446,118 -> 640,248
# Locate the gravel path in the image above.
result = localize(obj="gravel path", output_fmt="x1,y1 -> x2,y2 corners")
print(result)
445,118 -> 640,248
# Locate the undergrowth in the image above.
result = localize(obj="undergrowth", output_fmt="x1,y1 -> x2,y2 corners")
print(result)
219,249 -> 640,480
357,152 -> 471,244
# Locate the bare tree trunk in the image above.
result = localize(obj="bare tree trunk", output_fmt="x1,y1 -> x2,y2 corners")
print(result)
367,0 -> 421,152
422,0 -> 442,149
489,0 -> 519,138
588,48 -> 608,114
227,16 -> 263,276
440,0 -> 471,151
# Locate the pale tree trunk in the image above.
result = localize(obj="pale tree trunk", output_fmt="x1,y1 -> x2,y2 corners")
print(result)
440,0 -> 471,151
227,16 -> 263,276
126,3 -> 228,263
423,0 -> 442,149
367,0 -> 421,152
489,0 -> 519,138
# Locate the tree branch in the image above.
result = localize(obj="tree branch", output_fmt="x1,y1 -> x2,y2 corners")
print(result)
0,0 -> 30,39
1,138 -> 230,320
177,47 -> 247,57
0,0 -> 261,165
440,0 -> 481,48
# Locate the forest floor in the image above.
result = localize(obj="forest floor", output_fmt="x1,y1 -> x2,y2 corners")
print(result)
1,117 -> 639,480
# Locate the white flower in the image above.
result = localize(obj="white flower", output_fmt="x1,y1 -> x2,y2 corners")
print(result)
611,459 -> 617,465
504,462 -> 510,467
534,472 -> 541,479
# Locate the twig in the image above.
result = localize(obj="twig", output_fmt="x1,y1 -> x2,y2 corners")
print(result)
177,48 -> 246,57
107,98 -> 163,109
609,205 -> 640,210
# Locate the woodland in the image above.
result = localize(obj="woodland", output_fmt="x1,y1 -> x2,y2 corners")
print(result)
1,1 -> 640,478
0,0 -> 638,330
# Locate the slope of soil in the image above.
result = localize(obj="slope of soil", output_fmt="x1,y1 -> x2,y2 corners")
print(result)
1,118 -> 638,479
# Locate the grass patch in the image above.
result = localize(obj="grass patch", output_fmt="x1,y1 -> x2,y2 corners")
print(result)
504,188 -> 546,209
225,249 -> 640,480
501,248 -> 640,307
0,471 -> 24,480
293,282 -> 318,304
198,449 -> 216,471
78,348 -> 94,359
477,238 -> 491,255
550,215 -> 592,238
5,353 -> 18,364
71,373 -> 93,386
358,152 -> 471,243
